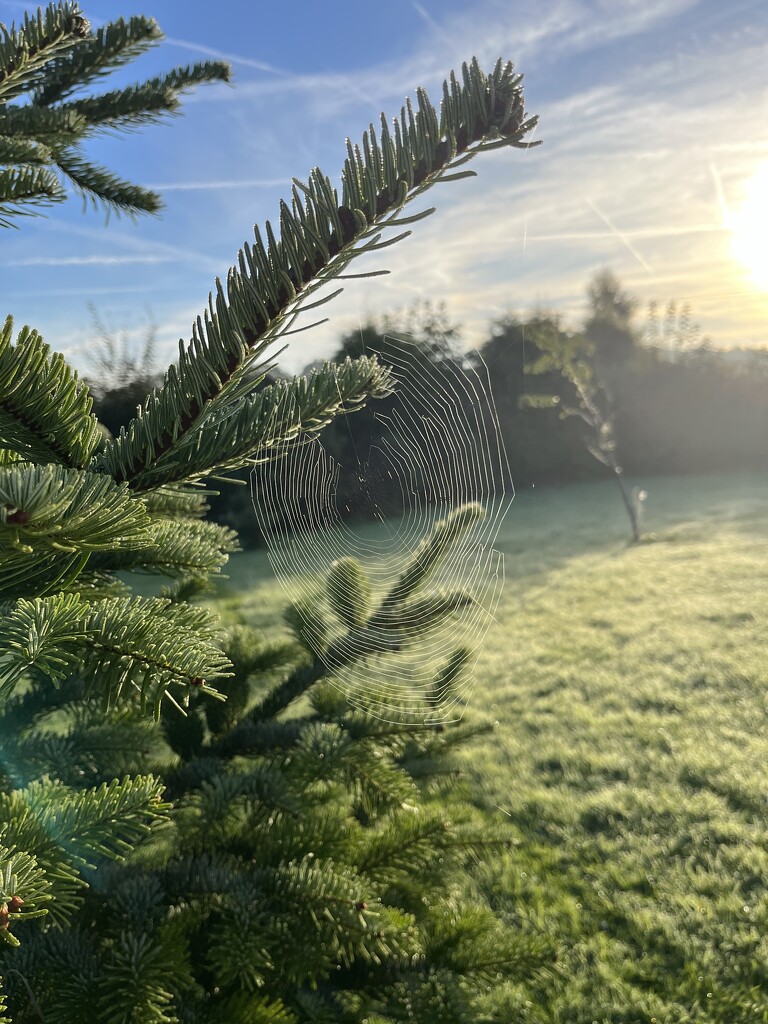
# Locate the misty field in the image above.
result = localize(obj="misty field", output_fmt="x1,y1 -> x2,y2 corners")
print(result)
210,472 -> 768,1022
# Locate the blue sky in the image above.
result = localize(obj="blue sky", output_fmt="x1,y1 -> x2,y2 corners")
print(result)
2,0 -> 768,374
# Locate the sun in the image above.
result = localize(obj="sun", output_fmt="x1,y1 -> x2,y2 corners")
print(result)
728,162 -> 768,290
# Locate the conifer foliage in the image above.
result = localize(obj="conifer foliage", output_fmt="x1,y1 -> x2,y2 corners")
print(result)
0,542 -> 553,1022
0,2 -> 229,223
0,5 -> 542,1018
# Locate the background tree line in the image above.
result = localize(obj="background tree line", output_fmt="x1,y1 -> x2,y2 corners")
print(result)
88,271 -> 768,546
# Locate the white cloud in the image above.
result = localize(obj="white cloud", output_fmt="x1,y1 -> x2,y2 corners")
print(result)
8,255 -> 173,267
143,179 -> 287,191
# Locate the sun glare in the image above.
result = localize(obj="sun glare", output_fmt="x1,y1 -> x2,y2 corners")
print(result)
728,162 -> 768,290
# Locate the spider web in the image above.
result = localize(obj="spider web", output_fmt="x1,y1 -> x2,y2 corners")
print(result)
250,333 -> 512,722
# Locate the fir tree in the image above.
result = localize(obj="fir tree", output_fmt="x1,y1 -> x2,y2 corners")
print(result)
0,6 -> 543,1018
0,521 -> 554,1022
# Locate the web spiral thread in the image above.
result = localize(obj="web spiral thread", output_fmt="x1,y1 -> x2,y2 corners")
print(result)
251,334 -> 512,723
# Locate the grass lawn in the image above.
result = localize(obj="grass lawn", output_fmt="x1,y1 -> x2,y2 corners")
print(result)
207,471 -> 768,1023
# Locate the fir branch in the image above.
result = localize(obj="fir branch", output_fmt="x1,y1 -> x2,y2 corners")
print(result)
0,592 -> 88,693
158,574 -> 214,605
0,594 -> 232,712
399,738 -> 475,783
87,518 -> 238,577
0,844 -> 52,946
311,686 -> 441,741
222,625 -> 298,682
18,776 -> 169,869
0,6 -> 228,222
234,658 -> 330,730
79,597 -> 232,713
0,136 -> 51,163
205,992 -> 295,1024
159,851 -> 248,903
0,315 -> 103,467
0,101 -> 84,138
33,15 -> 163,106
0,776 -> 168,930
426,905 -> 555,984
373,589 -> 474,636
63,61 -> 230,134
344,743 -> 420,819
355,812 -> 453,880
58,569 -> 129,601
97,931 -> 178,1024
0,448 -> 24,466
204,904 -> 275,993
0,465 -> 151,553
0,814 -> 85,929
227,806 -> 355,869
5,705 -> 164,788
371,503 -> 484,615
0,546 -> 88,602
427,645 -> 473,707
110,355 -> 394,491
53,148 -> 162,216
0,1 -> 90,103
290,723 -> 418,815
201,626 -> 299,738
0,465 -> 151,600
214,505 -> 486,755
61,77 -> 177,129
248,856 -> 419,983
326,556 -> 371,628
0,165 -> 62,224
181,764 -> 299,849
283,596 -> 330,654
140,486 -> 210,520
95,58 -> 538,488
4,928 -> 105,1015
184,719 -> 308,771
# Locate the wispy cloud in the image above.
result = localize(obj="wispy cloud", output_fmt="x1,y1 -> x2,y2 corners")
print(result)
524,0 -> 701,62
7,255 -> 174,267
522,224 -> 724,243
145,179 -> 286,191
39,217 -> 218,258
12,285 -> 166,298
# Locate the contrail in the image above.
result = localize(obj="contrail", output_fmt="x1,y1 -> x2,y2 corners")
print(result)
709,159 -> 731,227
585,197 -> 653,273
526,223 -> 721,242
411,2 -> 457,51
164,37 -> 288,75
